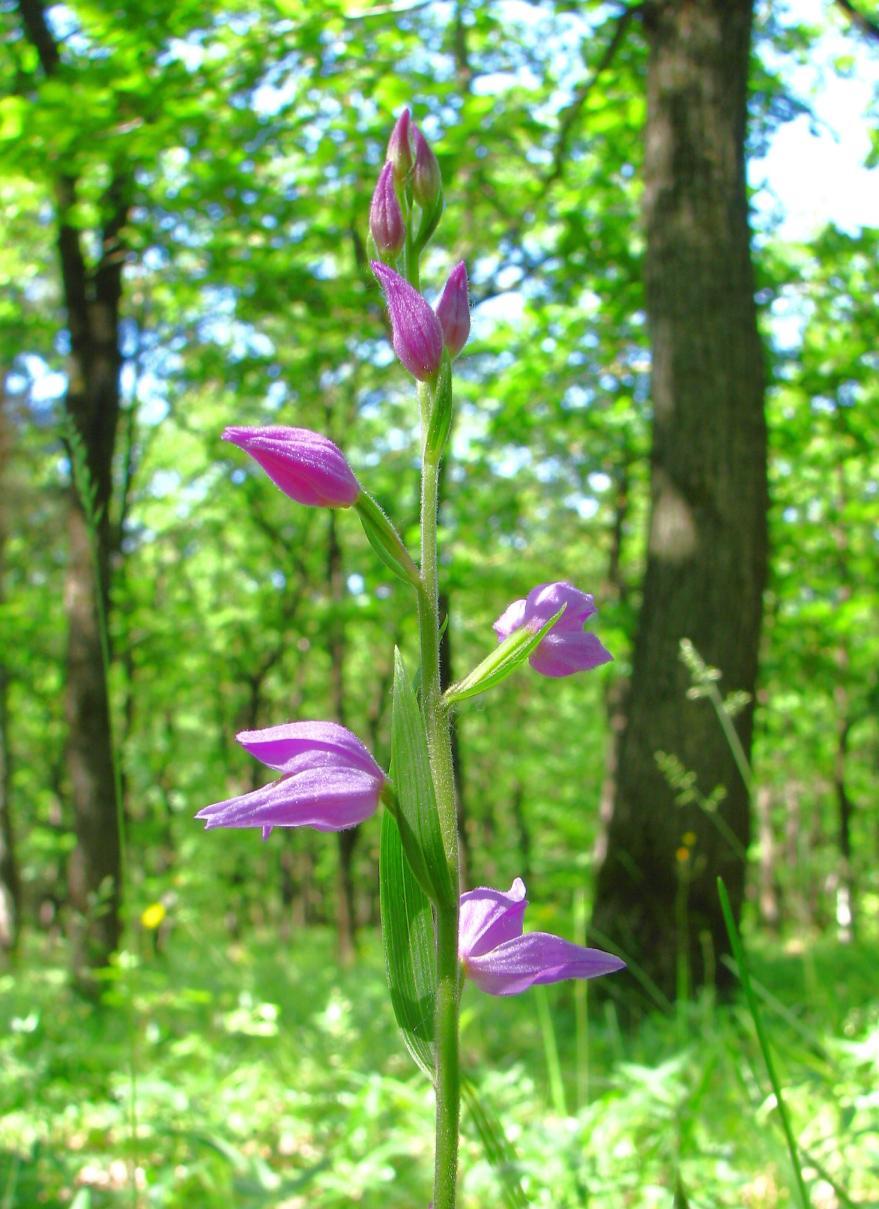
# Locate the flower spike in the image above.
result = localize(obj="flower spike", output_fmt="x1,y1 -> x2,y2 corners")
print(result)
371,261 -> 444,381
493,581 -> 613,678
458,878 -> 625,996
223,426 -> 360,508
195,721 -> 386,840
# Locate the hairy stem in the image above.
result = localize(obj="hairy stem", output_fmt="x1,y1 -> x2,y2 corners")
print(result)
420,432 -> 460,1209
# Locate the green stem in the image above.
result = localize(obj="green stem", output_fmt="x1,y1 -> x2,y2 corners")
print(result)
419,432 -> 460,1208
718,878 -> 811,1209
433,907 -> 461,1209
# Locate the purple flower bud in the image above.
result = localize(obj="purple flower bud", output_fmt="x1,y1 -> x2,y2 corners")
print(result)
459,879 -> 625,996
435,261 -> 470,357
371,261 -> 443,381
386,108 -> 413,180
195,721 -> 386,839
223,426 -> 360,508
369,162 -> 405,257
411,124 -> 442,208
493,581 -> 613,678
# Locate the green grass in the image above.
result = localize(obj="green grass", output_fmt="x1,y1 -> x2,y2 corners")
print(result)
1,921 -> 877,1208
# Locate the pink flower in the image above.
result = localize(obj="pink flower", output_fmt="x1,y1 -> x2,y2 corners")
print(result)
412,124 -> 441,207
195,721 -> 386,840
435,261 -> 470,357
223,426 -> 360,507
386,108 -> 413,180
459,879 -> 625,996
371,261 -> 443,380
369,162 -> 405,257
493,581 -> 613,678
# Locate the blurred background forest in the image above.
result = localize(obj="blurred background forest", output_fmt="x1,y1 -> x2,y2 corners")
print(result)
0,0 -> 877,1205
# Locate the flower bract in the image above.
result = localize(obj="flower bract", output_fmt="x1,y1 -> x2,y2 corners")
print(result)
458,878 -> 625,996
493,580 -> 613,678
223,426 -> 360,508
195,721 -> 386,839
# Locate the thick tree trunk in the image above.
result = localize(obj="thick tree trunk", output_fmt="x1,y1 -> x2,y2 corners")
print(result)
591,0 -> 768,1002
19,0 -> 128,983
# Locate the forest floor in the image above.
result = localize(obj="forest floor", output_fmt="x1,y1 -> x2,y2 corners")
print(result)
1,921 -> 877,1208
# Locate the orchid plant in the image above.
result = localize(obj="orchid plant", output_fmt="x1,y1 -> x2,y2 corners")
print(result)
197,109 -> 624,1209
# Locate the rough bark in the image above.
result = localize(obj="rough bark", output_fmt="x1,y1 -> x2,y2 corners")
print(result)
19,0 -> 128,982
592,0 -> 768,1003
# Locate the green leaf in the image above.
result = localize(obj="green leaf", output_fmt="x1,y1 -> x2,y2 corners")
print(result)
425,349 -> 453,463
379,810 -> 437,1081
354,492 -> 421,588
390,648 -> 456,908
461,1076 -> 529,1209
445,605 -> 565,705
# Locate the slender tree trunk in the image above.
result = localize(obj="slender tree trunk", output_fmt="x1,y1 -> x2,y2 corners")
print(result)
19,0 -> 130,984
439,589 -> 470,889
592,0 -> 768,1002
0,384 -> 21,956
326,509 -> 358,963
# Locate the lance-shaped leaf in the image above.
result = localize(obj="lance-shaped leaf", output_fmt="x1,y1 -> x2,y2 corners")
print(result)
379,809 -> 436,1081
354,491 -> 422,589
444,606 -> 565,705
391,648 -> 455,908
425,349 -> 453,463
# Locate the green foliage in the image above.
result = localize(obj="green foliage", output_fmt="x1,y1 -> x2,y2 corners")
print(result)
1,927 -> 877,1206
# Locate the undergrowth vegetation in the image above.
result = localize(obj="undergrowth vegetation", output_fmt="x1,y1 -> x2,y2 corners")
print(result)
2,923 -> 877,1208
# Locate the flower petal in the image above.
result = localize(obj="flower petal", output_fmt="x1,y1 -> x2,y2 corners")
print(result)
236,720 -> 384,780
458,878 -> 527,960
528,630 -> 613,678
195,764 -> 382,833
525,581 -> 596,631
465,932 -> 626,996
223,426 -> 360,508
492,597 -> 527,642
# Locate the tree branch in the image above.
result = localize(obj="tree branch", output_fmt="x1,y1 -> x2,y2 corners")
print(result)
541,3 -> 642,195
834,0 -> 879,44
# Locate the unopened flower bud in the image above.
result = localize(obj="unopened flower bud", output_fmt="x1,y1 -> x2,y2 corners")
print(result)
371,261 -> 443,381
370,162 -> 405,257
386,108 -> 413,180
223,426 -> 360,508
412,124 -> 442,208
435,261 -> 470,357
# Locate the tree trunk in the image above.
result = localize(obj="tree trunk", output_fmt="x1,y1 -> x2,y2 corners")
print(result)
0,384 -> 21,956
591,0 -> 768,1003
326,508 -> 358,964
19,0 -> 129,984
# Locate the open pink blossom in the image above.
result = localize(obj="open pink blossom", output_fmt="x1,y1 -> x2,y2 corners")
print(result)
223,426 -> 360,507
371,261 -> 443,380
493,581 -> 613,678
195,721 -> 385,840
458,878 -> 625,996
